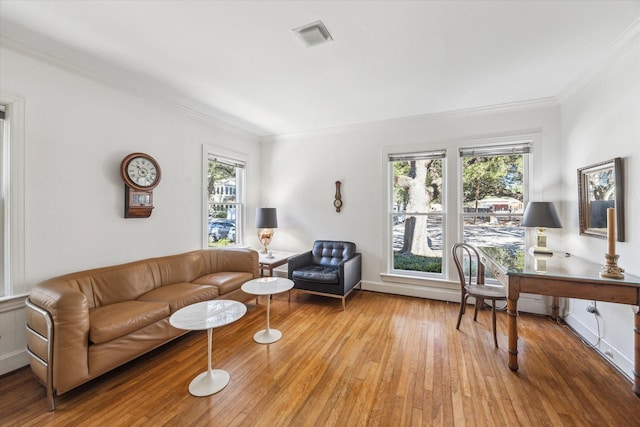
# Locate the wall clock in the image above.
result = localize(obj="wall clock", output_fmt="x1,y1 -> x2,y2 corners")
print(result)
334,180 -> 342,212
120,152 -> 161,218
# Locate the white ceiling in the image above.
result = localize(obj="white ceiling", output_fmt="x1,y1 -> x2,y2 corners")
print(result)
1,1 -> 639,136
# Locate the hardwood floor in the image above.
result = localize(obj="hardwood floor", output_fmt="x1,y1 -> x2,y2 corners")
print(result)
2,290 -> 639,426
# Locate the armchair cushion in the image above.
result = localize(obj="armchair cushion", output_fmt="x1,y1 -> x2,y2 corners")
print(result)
311,240 -> 356,266
291,265 -> 339,284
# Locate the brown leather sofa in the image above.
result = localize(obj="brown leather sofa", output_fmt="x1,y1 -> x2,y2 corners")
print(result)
25,248 -> 259,410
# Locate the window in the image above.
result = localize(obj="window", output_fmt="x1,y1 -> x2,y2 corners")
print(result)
1,105 -> 5,296
0,95 -> 25,299
389,150 -> 445,276
460,143 -> 530,257
206,154 -> 245,248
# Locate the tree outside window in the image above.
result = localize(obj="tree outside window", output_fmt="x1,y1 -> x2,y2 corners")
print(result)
388,143 -> 530,278
461,144 -> 530,267
390,152 -> 445,275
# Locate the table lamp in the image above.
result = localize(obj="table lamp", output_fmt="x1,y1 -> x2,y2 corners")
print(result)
521,202 -> 562,256
256,208 -> 278,257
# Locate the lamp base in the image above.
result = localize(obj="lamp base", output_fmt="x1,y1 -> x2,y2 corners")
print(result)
258,229 -> 274,257
529,246 -> 554,257
531,229 -> 554,256
260,246 -> 274,257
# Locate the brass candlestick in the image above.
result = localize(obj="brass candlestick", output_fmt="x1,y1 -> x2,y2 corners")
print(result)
600,253 -> 624,279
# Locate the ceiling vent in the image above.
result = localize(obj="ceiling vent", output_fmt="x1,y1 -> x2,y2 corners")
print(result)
293,20 -> 333,47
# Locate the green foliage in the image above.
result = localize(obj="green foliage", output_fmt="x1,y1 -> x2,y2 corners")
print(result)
208,160 -> 236,197
393,161 -> 411,208
208,238 -> 233,248
462,155 -> 523,206
394,253 -> 442,273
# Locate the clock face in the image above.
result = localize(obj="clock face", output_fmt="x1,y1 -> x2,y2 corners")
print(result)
334,199 -> 342,208
121,153 -> 161,190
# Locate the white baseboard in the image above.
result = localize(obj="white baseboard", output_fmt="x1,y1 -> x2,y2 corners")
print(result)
0,297 -> 29,374
564,312 -> 633,381
0,348 -> 28,375
360,280 -> 549,315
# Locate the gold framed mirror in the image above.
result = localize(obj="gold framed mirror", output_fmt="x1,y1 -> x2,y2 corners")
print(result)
577,157 -> 624,241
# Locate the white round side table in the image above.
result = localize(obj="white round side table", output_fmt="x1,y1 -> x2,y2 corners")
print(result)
169,299 -> 246,396
241,277 -> 294,344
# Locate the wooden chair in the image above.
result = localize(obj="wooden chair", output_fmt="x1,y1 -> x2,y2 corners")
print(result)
452,243 -> 506,348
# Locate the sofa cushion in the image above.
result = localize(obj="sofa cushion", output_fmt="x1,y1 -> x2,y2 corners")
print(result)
291,265 -> 339,284
153,252 -> 207,286
192,272 -> 254,295
86,263 -> 157,308
89,301 -> 169,344
137,282 -> 219,313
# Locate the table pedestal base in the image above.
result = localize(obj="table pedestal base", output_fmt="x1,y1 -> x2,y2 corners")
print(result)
254,328 -> 282,344
188,369 -> 230,396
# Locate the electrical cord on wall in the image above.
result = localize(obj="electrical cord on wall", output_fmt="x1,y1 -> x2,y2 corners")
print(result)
591,301 -> 601,347
556,300 -> 600,348
553,300 -> 632,382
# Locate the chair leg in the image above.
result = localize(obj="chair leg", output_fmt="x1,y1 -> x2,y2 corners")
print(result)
492,300 -> 498,348
456,294 -> 469,330
473,299 -> 479,321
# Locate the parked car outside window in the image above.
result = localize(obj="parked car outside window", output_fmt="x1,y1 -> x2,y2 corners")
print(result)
208,220 -> 236,242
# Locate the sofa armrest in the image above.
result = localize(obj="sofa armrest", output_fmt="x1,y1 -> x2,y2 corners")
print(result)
339,253 -> 362,292
288,251 -> 313,279
27,281 -> 91,394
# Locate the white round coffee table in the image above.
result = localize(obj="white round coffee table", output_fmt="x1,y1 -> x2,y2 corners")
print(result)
241,277 -> 294,344
169,300 -> 246,396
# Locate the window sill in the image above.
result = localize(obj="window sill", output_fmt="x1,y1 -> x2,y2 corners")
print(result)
380,273 -> 457,289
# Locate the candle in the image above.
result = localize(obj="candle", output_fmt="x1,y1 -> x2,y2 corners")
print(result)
607,207 -> 616,255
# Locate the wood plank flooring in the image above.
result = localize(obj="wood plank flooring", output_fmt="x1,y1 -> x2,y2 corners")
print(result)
2,290 -> 639,426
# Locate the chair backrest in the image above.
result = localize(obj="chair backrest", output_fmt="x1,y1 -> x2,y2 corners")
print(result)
311,240 -> 356,267
451,243 -> 485,288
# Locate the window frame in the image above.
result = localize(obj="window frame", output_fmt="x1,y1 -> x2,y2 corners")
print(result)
383,135 -> 536,286
202,145 -> 247,249
0,94 -> 26,300
387,149 -> 447,279
458,140 -> 532,282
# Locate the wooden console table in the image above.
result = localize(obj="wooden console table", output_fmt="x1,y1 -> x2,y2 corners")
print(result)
476,246 -> 640,396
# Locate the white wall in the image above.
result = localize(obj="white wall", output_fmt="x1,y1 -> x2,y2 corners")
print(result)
560,33 -> 640,379
0,45 -> 261,373
262,101 -> 562,307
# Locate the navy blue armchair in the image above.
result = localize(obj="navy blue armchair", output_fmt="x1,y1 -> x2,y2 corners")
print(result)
288,240 -> 362,310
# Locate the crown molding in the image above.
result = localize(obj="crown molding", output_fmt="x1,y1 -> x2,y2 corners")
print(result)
265,97 -> 558,141
0,36 -> 260,140
557,17 -> 640,104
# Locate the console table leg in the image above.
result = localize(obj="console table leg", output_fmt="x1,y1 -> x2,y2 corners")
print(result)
508,296 -> 519,371
633,307 -> 640,397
